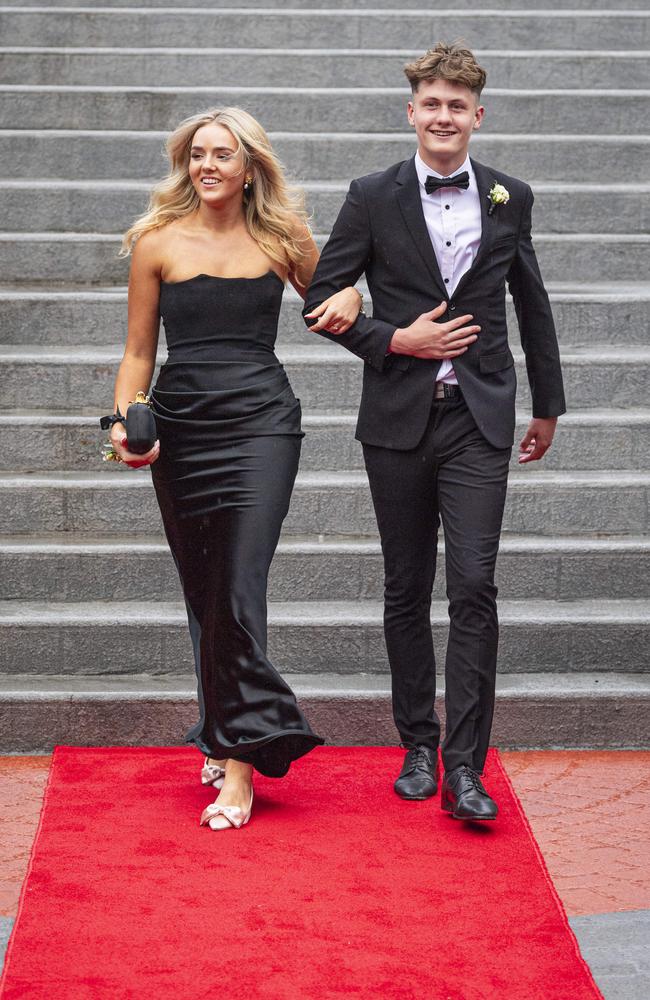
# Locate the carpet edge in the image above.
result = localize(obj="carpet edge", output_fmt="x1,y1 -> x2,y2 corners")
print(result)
494,750 -> 605,1000
0,750 -> 58,996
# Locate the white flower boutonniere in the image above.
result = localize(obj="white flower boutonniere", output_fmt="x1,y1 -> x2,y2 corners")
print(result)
488,182 -> 510,216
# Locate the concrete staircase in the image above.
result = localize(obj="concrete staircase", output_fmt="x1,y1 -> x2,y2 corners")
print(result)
1,0 -> 648,751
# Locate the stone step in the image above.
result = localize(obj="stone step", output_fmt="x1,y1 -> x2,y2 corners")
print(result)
3,130 -> 648,183
2,233 -> 647,284
0,410 -> 365,473
2,670 -> 647,753
3,47 -> 649,89
0,344 -> 646,413
2,408 -> 646,473
1,9 -> 648,50
1,284 -> 646,348
3,179 -> 646,235
0,598 -> 647,676
0,469 -> 647,537
7,0 -> 647,9
2,85 -> 648,133
1,533 -> 648,603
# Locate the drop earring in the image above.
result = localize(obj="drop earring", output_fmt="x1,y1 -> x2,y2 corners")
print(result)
243,177 -> 252,192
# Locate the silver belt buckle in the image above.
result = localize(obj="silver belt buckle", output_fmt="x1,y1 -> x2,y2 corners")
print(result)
435,382 -> 460,400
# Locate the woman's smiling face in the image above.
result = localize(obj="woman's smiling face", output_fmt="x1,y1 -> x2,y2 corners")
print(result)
188,122 -> 248,205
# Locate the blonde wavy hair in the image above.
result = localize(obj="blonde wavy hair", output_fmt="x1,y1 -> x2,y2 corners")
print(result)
120,106 -> 309,268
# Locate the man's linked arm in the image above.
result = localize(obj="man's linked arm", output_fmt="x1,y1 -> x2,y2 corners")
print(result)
303,179 -> 396,373
507,186 -> 566,420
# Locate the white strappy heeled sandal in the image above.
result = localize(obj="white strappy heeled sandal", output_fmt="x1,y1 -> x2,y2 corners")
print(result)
200,788 -> 254,831
200,757 -> 227,789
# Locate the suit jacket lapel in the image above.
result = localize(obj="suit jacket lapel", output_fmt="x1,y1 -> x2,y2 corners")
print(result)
394,156 -> 448,300
452,158 -> 499,299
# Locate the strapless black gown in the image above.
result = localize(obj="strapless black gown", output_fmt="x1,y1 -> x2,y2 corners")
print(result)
150,271 -> 324,777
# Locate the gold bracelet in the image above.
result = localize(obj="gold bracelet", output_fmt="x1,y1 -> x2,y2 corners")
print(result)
130,391 -> 152,406
102,441 -> 123,463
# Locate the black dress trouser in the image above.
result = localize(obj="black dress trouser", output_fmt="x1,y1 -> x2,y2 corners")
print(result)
362,394 -> 512,774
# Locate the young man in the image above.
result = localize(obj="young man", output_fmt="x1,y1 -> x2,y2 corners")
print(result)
304,43 -> 565,820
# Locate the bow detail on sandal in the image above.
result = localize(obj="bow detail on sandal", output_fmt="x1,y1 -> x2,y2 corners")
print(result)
200,757 -> 226,788
200,790 -> 254,831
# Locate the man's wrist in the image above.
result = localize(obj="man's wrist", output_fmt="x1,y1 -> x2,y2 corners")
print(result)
389,328 -> 407,354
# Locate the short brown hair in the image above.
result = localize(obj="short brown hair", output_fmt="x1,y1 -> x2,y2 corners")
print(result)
404,42 -> 487,98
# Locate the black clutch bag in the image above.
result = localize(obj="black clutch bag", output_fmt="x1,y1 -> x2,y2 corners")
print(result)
100,391 -> 157,455
124,392 -> 157,454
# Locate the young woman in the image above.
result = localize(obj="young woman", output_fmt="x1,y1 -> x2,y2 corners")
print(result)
108,107 -> 362,831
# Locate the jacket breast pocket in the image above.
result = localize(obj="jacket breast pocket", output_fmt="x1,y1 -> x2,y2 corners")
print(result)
479,349 -> 514,374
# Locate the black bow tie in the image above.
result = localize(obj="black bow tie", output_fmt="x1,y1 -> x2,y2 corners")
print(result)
424,171 -> 470,195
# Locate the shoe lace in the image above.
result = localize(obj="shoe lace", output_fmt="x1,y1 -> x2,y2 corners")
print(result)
402,744 -> 434,769
458,766 -> 483,791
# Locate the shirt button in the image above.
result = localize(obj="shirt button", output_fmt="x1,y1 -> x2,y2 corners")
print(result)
446,241 -> 452,247
444,278 -> 449,284
445,204 -> 450,210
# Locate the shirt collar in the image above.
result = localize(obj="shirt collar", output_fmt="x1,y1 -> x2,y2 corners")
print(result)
414,151 -> 474,193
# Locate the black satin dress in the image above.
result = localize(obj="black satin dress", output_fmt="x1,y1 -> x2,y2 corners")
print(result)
150,270 -> 324,777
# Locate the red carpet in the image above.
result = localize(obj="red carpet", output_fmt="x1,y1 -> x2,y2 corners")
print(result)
1,746 -> 602,1000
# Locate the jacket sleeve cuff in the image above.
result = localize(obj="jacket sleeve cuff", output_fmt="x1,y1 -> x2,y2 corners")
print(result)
370,323 -> 399,372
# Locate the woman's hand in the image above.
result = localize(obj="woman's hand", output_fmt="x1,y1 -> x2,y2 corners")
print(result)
110,424 -> 160,469
304,286 -> 362,334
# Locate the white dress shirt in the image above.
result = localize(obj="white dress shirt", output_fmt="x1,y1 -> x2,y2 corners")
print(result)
414,151 -> 482,385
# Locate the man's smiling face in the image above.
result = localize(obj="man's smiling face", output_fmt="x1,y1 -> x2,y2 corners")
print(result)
407,78 -> 484,172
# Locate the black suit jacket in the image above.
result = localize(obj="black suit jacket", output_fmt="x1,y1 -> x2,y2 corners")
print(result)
303,156 -> 566,451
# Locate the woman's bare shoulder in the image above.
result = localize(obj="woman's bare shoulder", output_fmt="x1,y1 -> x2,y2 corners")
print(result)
132,222 -> 185,274
132,226 -> 167,260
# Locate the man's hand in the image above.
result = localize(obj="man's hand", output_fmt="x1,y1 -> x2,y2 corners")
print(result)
389,301 -> 480,360
518,417 -> 557,464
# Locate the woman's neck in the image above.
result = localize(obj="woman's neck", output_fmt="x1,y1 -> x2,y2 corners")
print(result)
193,199 -> 247,234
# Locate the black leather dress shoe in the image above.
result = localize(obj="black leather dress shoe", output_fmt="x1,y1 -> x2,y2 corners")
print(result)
441,765 -> 498,820
394,746 -> 439,800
